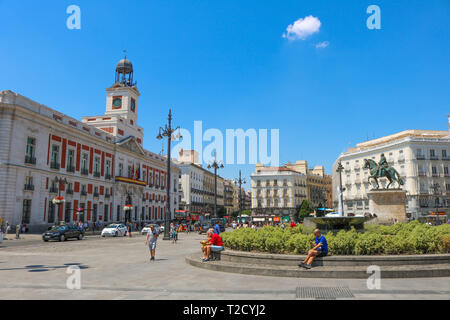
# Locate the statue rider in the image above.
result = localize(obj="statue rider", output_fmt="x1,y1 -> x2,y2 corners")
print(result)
377,153 -> 388,177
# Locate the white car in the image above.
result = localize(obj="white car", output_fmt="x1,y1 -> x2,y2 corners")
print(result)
141,224 -> 162,235
101,224 -> 127,237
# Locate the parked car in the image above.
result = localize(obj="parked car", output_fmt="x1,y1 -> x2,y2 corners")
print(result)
42,225 -> 84,242
141,224 -> 162,235
101,224 -> 127,237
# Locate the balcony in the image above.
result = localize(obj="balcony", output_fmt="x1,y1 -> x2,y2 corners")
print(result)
24,155 -> 36,165
432,173 -> 440,177
66,165 -> 75,173
50,161 -> 60,170
93,171 -> 101,178
93,191 -> 100,197
416,155 -> 426,160
66,188 -> 74,195
105,174 -> 111,180
430,156 -> 439,161
49,186 -> 58,193
418,172 -> 427,177
80,168 -> 89,176
24,184 -> 34,191
80,190 -> 87,196
105,193 -> 110,199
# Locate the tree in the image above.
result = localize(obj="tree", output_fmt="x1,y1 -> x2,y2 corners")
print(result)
298,200 -> 313,222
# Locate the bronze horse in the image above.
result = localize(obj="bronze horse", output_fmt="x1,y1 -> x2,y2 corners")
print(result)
363,159 -> 404,189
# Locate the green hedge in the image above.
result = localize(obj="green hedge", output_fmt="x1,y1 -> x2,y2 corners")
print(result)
221,221 -> 450,255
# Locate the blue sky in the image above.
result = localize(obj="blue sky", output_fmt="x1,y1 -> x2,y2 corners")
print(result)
1,0 -> 449,189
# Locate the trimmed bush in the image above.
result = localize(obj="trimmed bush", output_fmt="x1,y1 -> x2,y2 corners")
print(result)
221,221 -> 450,255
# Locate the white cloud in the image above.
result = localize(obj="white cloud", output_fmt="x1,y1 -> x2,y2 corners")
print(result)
315,41 -> 329,48
283,15 -> 321,40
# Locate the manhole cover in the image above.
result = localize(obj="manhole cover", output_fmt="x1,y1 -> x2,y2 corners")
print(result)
296,287 -> 354,300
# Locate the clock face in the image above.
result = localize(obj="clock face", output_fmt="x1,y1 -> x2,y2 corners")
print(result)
112,97 -> 122,109
131,99 -> 136,112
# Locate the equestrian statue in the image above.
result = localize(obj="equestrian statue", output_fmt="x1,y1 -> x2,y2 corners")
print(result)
363,154 -> 404,189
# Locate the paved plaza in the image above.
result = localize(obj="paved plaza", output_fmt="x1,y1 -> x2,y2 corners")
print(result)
0,232 -> 449,300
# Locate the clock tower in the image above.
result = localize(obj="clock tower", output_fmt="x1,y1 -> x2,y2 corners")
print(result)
81,55 -> 144,144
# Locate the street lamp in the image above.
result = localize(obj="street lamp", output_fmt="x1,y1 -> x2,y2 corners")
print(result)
157,109 -> 182,240
235,170 -> 246,217
207,152 -> 224,219
52,176 -> 67,225
336,161 -> 345,217
431,183 -> 441,225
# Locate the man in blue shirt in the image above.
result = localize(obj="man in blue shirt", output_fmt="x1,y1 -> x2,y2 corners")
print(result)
214,222 -> 221,234
299,229 -> 328,269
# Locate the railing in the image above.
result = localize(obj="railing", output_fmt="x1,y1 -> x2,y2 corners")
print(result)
24,184 -> 34,191
430,156 -> 439,160
25,156 -> 36,165
81,168 -> 89,175
93,171 -> 101,178
50,161 -> 60,170
105,174 -> 111,180
81,190 -> 87,196
49,186 -> 58,193
93,192 -> 99,197
66,189 -> 74,195
416,155 -> 426,160
66,165 -> 75,173
105,193 -> 110,198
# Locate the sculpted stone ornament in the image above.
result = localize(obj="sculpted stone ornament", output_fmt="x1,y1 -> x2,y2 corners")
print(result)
363,154 -> 404,189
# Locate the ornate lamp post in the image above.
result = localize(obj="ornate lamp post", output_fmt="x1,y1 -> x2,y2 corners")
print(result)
431,183 -> 441,225
336,161 -> 345,217
207,152 -> 224,219
235,170 -> 246,217
52,176 -> 67,225
157,109 -> 182,240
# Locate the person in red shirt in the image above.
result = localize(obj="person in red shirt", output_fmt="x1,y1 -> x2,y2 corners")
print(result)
290,221 -> 296,228
201,228 -> 224,262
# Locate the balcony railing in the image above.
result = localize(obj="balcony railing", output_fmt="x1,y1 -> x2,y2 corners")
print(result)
416,155 -> 426,160
50,161 -> 60,170
430,156 -> 439,160
105,193 -> 110,199
105,174 -> 111,180
66,165 -> 75,173
24,184 -> 34,191
93,192 -> 99,197
66,189 -> 74,195
49,186 -> 58,193
80,190 -> 87,196
25,155 -> 36,165
93,171 -> 101,178
81,168 -> 89,175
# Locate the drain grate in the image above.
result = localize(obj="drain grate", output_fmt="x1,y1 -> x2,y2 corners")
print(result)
296,287 -> 354,300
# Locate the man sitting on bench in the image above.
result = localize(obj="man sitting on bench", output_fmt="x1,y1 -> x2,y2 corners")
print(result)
299,229 -> 328,269
201,228 -> 224,262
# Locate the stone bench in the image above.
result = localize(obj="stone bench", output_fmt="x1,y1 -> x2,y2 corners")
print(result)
211,248 -> 225,261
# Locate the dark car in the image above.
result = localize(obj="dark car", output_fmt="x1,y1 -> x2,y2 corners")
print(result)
42,225 -> 84,242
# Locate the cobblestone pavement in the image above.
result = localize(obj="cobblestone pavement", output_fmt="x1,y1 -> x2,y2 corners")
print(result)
0,232 -> 449,300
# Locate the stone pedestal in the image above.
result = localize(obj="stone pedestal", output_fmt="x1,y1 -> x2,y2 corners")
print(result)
367,189 -> 407,224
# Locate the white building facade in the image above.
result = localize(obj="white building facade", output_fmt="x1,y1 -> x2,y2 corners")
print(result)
332,124 -> 450,220
0,58 -> 180,232
251,166 -> 307,218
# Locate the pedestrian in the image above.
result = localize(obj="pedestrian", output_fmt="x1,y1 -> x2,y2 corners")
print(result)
5,222 -> 11,236
298,229 -> 328,270
214,221 -> 221,234
145,224 -> 159,262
